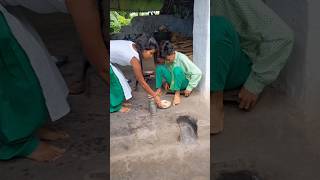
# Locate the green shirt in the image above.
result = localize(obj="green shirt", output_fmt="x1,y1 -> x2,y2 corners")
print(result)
212,0 -> 294,94
165,51 -> 202,91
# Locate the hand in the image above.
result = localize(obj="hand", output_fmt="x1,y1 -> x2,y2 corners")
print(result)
238,87 -> 258,110
184,90 -> 192,97
154,95 -> 162,107
155,89 -> 162,96
164,83 -> 170,91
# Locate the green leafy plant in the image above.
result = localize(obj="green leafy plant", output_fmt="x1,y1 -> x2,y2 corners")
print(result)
110,11 -> 132,33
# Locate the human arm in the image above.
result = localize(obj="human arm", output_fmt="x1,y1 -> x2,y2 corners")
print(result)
131,58 -> 161,104
179,53 -> 202,91
66,0 -> 107,82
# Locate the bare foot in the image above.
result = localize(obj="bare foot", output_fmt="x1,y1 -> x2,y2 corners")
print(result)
173,91 -> 181,106
27,142 -> 65,162
119,106 -> 130,113
38,127 -> 70,141
122,101 -> 132,107
211,92 -> 224,135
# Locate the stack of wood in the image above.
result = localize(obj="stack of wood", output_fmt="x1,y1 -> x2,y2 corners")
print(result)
171,32 -> 193,60
155,25 -> 193,60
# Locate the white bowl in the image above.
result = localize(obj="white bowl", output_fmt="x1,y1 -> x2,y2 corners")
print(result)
160,100 -> 171,109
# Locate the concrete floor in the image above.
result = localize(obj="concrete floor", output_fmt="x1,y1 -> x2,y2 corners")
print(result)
0,8 -> 108,180
110,66 -> 210,179
212,88 -> 320,180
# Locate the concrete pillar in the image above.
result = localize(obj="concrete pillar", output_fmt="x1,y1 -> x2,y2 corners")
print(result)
193,0 -> 210,105
264,0 -> 308,104
304,0 -> 320,121
265,0 -> 320,121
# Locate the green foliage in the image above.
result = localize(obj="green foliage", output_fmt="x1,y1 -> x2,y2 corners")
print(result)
110,11 -> 132,33
118,15 -> 131,26
110,11 -> 121,33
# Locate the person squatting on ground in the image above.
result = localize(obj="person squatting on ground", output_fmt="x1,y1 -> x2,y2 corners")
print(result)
155,41 -> 202,106
211,0 -> 294,134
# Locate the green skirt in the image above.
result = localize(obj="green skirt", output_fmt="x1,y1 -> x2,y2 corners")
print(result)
0,12 -> 48,160
156,65 -> 189,91
210,16 -> 252,92
110,66 -> 125,112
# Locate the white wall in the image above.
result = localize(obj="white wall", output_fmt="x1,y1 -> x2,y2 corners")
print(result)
304,0 -> 320,121
264,0 -> 308,105
193,0 -> 210,105
265,0 -> 320,120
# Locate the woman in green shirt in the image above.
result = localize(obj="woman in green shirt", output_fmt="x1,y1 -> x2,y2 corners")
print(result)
211,0 -> 294,134
156,41 -> 202,106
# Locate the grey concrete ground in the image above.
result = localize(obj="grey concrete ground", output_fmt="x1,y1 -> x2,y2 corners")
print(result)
212,88 -> 320,180
0,8 -> 108,180
110,65 -> 210,179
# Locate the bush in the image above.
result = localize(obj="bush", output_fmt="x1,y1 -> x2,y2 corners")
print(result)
110,11 -> 132,33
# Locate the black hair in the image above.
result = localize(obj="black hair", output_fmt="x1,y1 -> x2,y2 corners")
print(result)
160,40 -> 175,58
134,33 -> 159,66
134,33 -> 159,58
